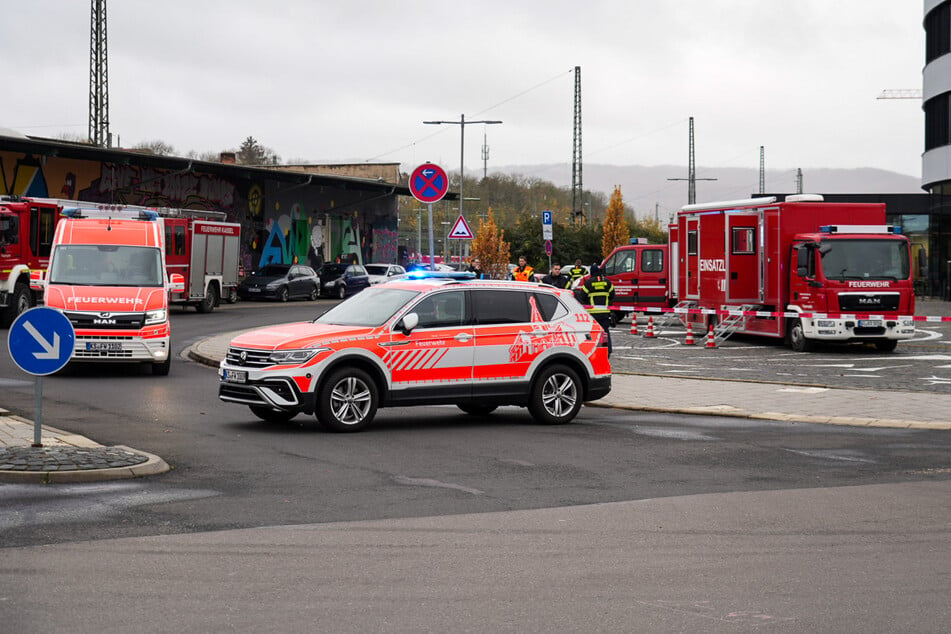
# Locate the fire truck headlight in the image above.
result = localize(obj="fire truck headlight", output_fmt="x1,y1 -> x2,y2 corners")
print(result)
268,347 -> 329,365
145,308 -> 167,325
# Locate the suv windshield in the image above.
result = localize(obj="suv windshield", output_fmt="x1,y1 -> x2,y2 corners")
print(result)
49,245 -> 164,287
315,287 -> 419,327
819,238 -> 910,281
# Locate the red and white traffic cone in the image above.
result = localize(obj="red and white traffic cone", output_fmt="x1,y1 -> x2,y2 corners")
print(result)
683,322 -> 696,345
644,316 -> 656,338
630,316 -> 639,335
705,324 -> 717,349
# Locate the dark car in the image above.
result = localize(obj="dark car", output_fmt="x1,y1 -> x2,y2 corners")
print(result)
317,263 -> 371,299
237,264 -> 321,302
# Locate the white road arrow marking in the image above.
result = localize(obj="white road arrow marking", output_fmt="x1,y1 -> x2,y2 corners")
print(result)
24,321 -> 61,359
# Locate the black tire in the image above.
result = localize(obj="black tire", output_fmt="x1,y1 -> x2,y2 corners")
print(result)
249,405 -> 298,423
151,355 -> 171,376
196,283 -> 218,313
528,364 -> 582,425
0,282 -> 33,327
315,368 -> 378,432
279,286 -> 289,303
337,284 -> 347,300
457,403 -> 498,416
875,339 -> 899,352
308,286 -> 319,301
789,320 -> 813,353
225,287 -> 239,304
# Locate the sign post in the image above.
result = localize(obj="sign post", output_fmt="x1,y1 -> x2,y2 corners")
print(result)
542,210 -> 554,271
7,307 -> 75,447
409,163 -> 450,268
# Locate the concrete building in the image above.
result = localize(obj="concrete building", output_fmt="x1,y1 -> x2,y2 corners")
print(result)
924,0 -> 951,297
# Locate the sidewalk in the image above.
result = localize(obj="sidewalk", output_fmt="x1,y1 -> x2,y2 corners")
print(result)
3,320 -> 950,482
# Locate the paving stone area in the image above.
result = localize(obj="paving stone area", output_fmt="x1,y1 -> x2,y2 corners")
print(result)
0,446 -> 149,471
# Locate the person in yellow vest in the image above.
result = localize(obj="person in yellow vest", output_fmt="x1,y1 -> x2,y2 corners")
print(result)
567,259 -> 587,287
582,263 -> 615,355
509,256 -> 536,282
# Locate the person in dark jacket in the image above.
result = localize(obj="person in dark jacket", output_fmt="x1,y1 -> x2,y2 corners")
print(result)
467,258 -> 489,279
541,263 -> 571,289
581,263 -> 616,354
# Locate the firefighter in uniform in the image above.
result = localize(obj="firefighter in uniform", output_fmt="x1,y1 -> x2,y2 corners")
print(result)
567,259 -> 587,287
581,263 -> 615,355
509,256 -> 536,282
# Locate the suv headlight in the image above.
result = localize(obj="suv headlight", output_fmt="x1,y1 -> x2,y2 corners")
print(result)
145,308 -> 167,325
268,347 -> 329,365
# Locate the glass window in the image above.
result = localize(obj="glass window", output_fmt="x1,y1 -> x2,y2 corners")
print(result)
164,225 -> 173,255
819,239 -> 909,281
687,231 -> 698,255
0,215 -> 18,246
411,291 -> 467,328
641,249 -> 664,272
174,226 -> 186,256
472,290 -> 530,324
533,292 -> 567,321
731,228 -> 756,254
602,252 -> 618,275
617,251 -> 636,273
317,287 -> 419,327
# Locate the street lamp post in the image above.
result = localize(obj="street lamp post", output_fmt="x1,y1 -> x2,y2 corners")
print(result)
423,115 -> 502,221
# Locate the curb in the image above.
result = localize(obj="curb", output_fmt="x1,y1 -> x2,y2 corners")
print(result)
0,446 -> 170,484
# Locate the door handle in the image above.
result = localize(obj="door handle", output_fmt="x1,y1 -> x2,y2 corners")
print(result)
454,333 -> 473,342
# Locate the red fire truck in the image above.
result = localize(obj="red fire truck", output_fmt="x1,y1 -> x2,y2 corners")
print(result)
669,195 -> 916,351
574,241 -> 674,323
160,210 -> 241,312
0,196 -> 62,326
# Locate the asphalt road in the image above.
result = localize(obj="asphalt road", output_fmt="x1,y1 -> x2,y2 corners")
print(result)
0,299 -> 949,550
2,299 -> 950,631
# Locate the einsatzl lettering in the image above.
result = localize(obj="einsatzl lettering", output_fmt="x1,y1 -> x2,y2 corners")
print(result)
699,259 -> 726,272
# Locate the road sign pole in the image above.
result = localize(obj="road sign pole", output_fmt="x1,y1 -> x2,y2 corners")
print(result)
33,376 -> 43,447
427,203 -> 435,269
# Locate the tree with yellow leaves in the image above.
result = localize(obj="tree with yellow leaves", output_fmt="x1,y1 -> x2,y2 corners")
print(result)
470,209 -> 511,280
601,186 -> 630,258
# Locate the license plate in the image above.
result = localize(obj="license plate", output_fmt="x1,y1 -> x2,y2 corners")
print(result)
248,288 -> 261,293
858,319 -> 883,327
86,342 -> 122,351
222,369 -> 247,384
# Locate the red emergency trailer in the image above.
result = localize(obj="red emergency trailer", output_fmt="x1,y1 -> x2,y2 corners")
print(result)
670,195 -> 916,352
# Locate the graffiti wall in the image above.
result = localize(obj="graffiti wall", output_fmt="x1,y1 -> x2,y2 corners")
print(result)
0,149 -> 399,271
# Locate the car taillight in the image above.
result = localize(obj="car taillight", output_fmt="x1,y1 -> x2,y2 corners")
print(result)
595,329 -> 609,347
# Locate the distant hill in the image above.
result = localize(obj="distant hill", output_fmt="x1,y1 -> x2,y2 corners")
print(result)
486,163 -> 923,220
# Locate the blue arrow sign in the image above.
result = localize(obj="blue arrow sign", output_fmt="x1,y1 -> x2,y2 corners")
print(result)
8,307 -> 75,376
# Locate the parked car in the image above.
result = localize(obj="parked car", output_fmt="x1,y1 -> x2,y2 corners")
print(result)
218,278 -> 612,431
237,264 -> 320,302
365,263 -> 406,285
317,263 -> 371,299
406,262 -> 454,273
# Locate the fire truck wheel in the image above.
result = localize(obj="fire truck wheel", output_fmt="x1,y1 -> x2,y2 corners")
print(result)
308,286 -> 319,301
151,356 -> 171,376
249,406 -> 297,423
528,364 -> 582,425
226,287 -> 239,304
315,368 -> 378,432
196,284 -> 218,313
789,320 -> 814,353
875,340 -> 898,352
0,283 -> 33,327
457,403 -> 498,416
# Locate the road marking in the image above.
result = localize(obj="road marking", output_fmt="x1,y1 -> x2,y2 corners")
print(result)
777,387 -> 828,394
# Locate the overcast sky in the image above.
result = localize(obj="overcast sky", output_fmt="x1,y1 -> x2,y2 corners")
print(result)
7,1 -> 926,183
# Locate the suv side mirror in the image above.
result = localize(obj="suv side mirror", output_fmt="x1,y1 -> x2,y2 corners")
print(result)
399,312 -> 419,335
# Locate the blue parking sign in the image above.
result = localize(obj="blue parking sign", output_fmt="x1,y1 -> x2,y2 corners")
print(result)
7,307 -> 75,376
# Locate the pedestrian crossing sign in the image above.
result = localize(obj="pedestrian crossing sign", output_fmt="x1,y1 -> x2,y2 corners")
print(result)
448,215 -> 474,239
